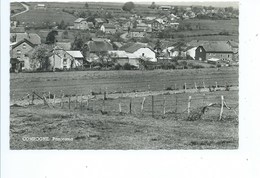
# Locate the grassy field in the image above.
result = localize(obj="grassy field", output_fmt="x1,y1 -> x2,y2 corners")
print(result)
10,67 -> 239,100
14,8 -> 77,26
10,68 -> 238,149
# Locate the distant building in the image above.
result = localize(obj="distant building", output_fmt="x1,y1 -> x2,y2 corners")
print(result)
100,23 -> 117,34
129,28 -> 146,38
10,32 -> 41,45
35,4 -> 46,9
94,18 -> 106,28
159,6 -> 174,11
151,19 -> 165,31
74,18 -> 89,30
195,41 -> 234,62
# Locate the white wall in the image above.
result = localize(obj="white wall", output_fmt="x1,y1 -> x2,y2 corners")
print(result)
134,48 -> 157,62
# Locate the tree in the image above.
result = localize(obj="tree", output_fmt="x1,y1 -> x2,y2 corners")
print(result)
72,37 -> 84,50
78,11 -> 87,18
154,39 -> 162,56
58,20 -> 66,29
149,2 -> 156,9
122,2 -> 135,12
46,30 -> 58,44
85,2 -> 89,8
62,30 -> 69,39
30,45 -> 51,71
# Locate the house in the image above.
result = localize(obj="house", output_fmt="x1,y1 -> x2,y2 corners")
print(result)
207,58 -> 221,65
94,18 -> 106,28
195,41 -> 234,62
100,23 -> 117,34
185,47 -> 197,59
122,21 -> 133,31
35,4 -> 46,9
168,22 -> 179,30
152,19 -> 165,31
227,40 -> 239,61
74,18 -> 89,30
129,28 -> 146,38
49,47 -> 83,70
136,23 -> 149,31
120,42 -> 157,62
83,39 -> 113,63
108,50 -> 140,68
10,38 -> 36,71
112,42 -> 123,50
159,6 -> 173,11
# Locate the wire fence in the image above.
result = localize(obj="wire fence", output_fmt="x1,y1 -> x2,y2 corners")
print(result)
10,85 -> 239,121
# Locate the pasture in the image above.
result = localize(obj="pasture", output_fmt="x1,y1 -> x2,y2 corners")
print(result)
10,68 -> 239,149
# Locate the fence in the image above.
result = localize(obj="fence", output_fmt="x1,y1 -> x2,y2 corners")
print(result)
10,85 -> 239,121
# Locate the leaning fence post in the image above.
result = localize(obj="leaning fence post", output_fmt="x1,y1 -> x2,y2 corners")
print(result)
129,98 -> 132,114
188,96 -> 192,116
163,96 -> 166,115
219,95 -> 224,120
141,97 -> 146,113
152,95 -> 154,118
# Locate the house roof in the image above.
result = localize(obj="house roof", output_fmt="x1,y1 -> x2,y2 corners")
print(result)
113,42 -> 123,48
10,27 -> 25,33
108,50 -> 128,58
130,28 -> 145,32
86,41 -> 113,52
11,33 -> 41,45
103,23 -> 116,29
56,42 -> 71,50
95,18 -> 105,23
120,42 -> 152,53
201,42 -> 233,52
66,51 -> 84,58
74,18 -> 86,23
11,38 -> 36,49
228,40 -> 239,48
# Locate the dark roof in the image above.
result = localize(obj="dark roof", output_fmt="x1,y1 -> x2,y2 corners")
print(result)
200,42 -> 233,52
130,28 -> 145,32
11,38 -> 36,49
74,18 -> 86,23
120,42 -> 152,53
11,33 -> 41,45
103,23 -> 116,29
86,41 -> 113,52
227,40 -> 239,48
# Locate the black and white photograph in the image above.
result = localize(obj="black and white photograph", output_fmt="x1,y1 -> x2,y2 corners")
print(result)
8,0 -> 240,150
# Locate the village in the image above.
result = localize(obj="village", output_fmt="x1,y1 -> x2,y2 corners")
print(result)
10,2 -> 239,72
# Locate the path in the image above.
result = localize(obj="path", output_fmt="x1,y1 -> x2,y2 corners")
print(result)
11,2 -> 29,17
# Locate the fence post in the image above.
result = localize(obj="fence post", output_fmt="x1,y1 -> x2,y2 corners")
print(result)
80,94 -> 83,111
129,98 -> 132,114
188,96 -> 192,116
175,93 -> 178,113
194,82 -> 197,90
104,91 -> 107,100
61,93 -> 64,108
75,94 -> 78,108
203,81 -> 206,89
86,96 -> 89,109
102,98 -> 105,113
215,81 -> 218,89
163,96 -> 166,115
119,99 -> 122,113
174,84 -> 177,90
31,92 -> 35,105
184,83 -> 187,92
152,95 -> 154,118
69,95 -> 71,110
48,91 -> 51,102
53,94 -> 56,105
27,93 -> 30,105
203,93 -> 206,106
219,95 -> 224,120
141,97 -> 146,113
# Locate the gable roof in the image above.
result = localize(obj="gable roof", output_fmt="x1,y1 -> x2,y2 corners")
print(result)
200,41 -> 233,52
227,40 -> 239,48
66,51 -> 84,58
95,18 -> 105,23
11,33 -> 41,45
86,41 -> 113,52
103,23 -> 116,29
74,18 -> 86,23
120,42 -> 152,53
11,38 -> 36,49
108,50 -> 128,58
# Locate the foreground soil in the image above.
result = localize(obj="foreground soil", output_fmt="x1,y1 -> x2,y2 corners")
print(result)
10,104 -> 238,149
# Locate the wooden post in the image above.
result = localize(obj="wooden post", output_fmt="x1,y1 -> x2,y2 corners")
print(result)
203,93 -> 206,106
119,99 -> 122,113
203,81 -> 206,89
31,92 -> 35,105
27,93 -> 30,105
61,93 -> 64,108
141,97 -> 146,113
69,95 -> 71,110
104,91 -> 107,100
174,84 -> 177,90
120,87 -> 123,97
102,98 -> 105,113
48,91 -> 51,102
53,94 -> 56,104
148,84 -> 150,91
86,96 -> 89,108
75,94 -> 78,108
80,94 -> 83,111
129,98 -> 132,114
194,82 -> 197,90
175,93 -> 178,113
188,96 -> 191,116
184,83 -> 187,92
152,95 -> 154,118
219,95 -> 224,120
163,96 -> 166,115
215,82 -> 218,89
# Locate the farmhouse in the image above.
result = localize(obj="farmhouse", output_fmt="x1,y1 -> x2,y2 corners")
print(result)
94,18 -> 106,28
129,28 -> 146,38
83,39 -> 113,63
10,38 -> 36,71
35,4 -> 46,9
74,18 -> 89,30
195,42 -> 233,62
152,19 -> 165,31
49,47 -> 83,70
120,42 -> 157,62
100,23 -> 117,34
10,32 -> 41,45
108,50 -> 140,68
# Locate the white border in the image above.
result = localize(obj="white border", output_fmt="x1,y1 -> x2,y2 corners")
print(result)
2,0 -> 260,178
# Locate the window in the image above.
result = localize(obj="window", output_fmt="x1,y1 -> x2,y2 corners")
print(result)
17,50 -> 21,56
22,44 -> 26,49
200,48 -> 202,52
